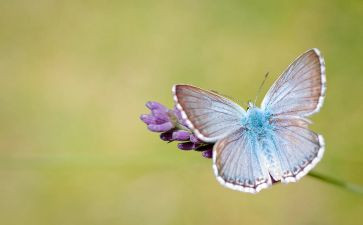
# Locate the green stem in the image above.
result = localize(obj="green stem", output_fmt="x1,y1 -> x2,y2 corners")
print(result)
308,171 -> 363,195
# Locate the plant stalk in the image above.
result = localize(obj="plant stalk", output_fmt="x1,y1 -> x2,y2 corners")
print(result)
308,171 -> 363,194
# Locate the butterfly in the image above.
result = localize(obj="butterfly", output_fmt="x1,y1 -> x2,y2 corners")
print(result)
173,48 -> 326,193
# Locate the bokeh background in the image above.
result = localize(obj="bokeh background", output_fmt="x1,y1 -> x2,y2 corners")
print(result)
1,0 -> 362,225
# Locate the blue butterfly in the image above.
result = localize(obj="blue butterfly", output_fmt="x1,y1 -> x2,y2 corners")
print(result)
173,49 -> 326,193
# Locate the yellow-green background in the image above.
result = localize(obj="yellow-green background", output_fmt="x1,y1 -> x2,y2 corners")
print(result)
0,1 -> 362,225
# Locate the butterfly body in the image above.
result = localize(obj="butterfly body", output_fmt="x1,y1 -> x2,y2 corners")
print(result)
242,106 -> 274,138
173,48 -> 326,193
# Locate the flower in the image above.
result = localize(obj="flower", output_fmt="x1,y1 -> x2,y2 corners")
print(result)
172,130 -> 191,141
140,101 -> 175,132
140,101 -> 213,158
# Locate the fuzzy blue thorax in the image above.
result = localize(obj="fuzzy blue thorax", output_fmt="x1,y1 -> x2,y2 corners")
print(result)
242,106 -> 274,138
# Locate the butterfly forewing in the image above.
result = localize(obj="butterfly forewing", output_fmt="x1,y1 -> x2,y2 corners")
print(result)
173,85 -> 246,143
261,48 -> 326,117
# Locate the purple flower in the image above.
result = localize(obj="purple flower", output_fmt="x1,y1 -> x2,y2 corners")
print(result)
160,130 -> 174,141
189,134 -> 201,143
140,101 -> 176,133
177,142 -> 201,151
141,101 -> 214,158
195,144 -> 214,158
147,122 -> 174,132
172,130 -> 191,141
202,149 -> 213,158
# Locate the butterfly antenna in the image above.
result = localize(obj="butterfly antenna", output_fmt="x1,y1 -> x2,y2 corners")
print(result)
241,100 -> 249,108
254,72 -> 269,105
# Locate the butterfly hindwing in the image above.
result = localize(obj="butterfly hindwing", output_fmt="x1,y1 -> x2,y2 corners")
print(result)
264,117 -> 325,182
213,128 -> 272,193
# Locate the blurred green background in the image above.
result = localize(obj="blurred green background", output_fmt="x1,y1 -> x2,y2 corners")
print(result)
0,0 -> 362,225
